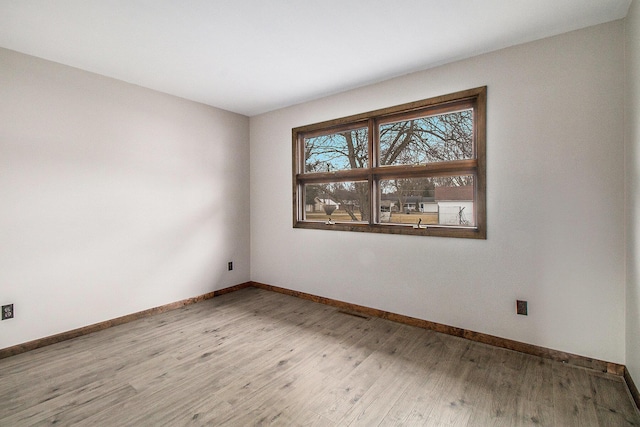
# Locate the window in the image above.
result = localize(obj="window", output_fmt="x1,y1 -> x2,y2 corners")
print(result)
292,87 -> 486,239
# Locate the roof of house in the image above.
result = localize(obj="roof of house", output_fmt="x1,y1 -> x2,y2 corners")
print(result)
434,186 -> 474,201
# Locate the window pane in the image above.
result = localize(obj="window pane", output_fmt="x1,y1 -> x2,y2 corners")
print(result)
379,109 -> 473,166
379,176 -> 475,226
304,181 -> 369,222
304,127 -> 368,172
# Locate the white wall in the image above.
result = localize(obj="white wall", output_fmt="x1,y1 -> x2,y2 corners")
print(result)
0,48 -> 250,349
626,0 -> 640,384
251,21 -> 625,363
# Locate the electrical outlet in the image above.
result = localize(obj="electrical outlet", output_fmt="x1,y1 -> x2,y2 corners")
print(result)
228,261 -> 233,271
2,304 -> 14,320
516,300 -> 528,316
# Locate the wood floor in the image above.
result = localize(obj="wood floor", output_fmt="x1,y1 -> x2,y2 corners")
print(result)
1,287 -> 638,426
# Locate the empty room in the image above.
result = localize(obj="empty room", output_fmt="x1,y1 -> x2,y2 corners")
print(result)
1,0 -> 640,425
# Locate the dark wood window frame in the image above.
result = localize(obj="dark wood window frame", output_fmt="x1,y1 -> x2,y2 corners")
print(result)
292,86 -> 486,239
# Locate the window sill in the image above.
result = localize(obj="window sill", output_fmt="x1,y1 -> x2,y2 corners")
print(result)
294,221 -> 486,239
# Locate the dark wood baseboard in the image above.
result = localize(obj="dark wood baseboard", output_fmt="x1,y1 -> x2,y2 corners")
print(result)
251,281 -> 640,412
250,281 -> 624,376
0,282 -> 252,360
2,279 -> 637,412
625,367 -> 640,412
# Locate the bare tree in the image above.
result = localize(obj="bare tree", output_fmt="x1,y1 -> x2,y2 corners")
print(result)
304,109 -> 472,220
379,109 -> 473,186
305,128 -> 369,220
382,178 -> 435,213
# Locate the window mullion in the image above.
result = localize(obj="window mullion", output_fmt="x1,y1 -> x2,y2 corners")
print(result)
369,118 -> 377,224
297,170 -> 369,184
372,160 -> 478,180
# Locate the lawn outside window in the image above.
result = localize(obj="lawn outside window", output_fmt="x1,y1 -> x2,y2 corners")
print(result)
292,87 -> 486,239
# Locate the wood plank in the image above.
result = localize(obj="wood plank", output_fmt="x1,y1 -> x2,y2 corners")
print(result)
382,329 -> 455,424
512,357 -> 555,426
336,350 -> 423,425
590,372 -> 640,426
253,282 -> 624,376
551,363 -> 600,427
1,287 -> 638,426
0,282 -> 252,359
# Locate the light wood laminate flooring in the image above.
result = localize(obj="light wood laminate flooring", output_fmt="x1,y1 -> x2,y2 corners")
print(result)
1,287 -> 639,426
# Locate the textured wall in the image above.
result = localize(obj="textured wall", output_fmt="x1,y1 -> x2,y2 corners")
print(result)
626,0 -> 640,384
250,22 -> 625,363
0,48 -> 250,349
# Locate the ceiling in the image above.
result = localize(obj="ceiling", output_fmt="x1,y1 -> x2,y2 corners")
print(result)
0,0 -> 632,116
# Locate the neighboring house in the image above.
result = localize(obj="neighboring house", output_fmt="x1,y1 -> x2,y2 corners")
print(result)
381,195 -> 436,213
402,196 -> 434,213
418,201 -> 439,214
380,199 -> 395,212
307,198 -> 338,212
435,186 -> 474,225
379,187 -> 473,225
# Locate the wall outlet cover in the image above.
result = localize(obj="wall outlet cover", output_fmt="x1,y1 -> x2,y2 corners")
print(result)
516,300 -> 528,316
2,304 -> 14,320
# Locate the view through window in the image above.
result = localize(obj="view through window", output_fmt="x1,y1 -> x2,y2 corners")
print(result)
293,87 -> 486,239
